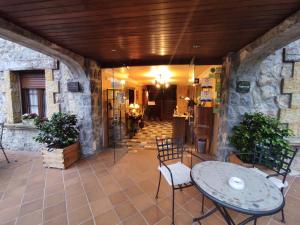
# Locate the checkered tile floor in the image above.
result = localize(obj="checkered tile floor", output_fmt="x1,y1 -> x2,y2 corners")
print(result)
125,121 -> 173,151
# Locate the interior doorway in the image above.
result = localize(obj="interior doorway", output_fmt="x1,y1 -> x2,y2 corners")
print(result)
146,84 -> 176,121
101,65 -> 223,158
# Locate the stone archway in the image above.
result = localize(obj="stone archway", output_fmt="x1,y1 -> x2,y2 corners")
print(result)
0,18 -> 103,155
217,10 -> 300,173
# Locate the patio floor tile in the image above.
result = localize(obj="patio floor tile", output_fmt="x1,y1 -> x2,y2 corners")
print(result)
68,205 -> 92,225
43,201 -> 66,222
0,134 -> 299,225
16,209 -> 42,225
0,220 -> 17,225
66,193 -> 88,211
94,209 -> 120,225
44,191 -> 65,208
130,193 -> 155,212
108,191 -> 128,206
141,205 -> 166,225
19,198 -> 43,216
122,213 -> 148,225
43,213 -> 68,225
114,200 -> 138,220
0,206 -> 20,224
90,196 -> 113,216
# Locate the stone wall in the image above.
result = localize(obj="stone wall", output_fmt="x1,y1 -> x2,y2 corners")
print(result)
217,39 -> 300,174
0,38 -> 97,154
227,40 -> 300,134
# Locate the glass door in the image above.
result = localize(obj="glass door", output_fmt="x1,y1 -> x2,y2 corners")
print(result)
105,69 -> 128,163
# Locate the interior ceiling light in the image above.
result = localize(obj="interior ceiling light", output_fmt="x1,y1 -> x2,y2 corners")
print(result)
111,49 -> 117,52
192,44 -> 201,49
147,66 -> 172,88
154,74 -> 169,89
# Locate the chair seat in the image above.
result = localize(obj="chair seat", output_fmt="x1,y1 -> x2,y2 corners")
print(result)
158,162 -> 191,186
249,167 -> 288,189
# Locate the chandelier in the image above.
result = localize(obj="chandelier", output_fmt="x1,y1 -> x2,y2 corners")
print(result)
154,74 -> 170,88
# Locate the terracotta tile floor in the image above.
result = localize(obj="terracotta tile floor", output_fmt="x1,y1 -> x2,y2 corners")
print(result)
0,149 -> 300,225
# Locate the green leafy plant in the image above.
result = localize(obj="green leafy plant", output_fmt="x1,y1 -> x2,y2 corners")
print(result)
229,112 -> 293,163
34,112 -> 79,148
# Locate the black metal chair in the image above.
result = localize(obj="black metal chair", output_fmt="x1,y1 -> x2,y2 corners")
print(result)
0,123 -> 9,163
226,144 -> 298,223
155,137 -> 193,225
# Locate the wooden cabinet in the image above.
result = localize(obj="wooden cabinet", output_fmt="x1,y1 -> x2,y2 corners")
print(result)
172,116 -> 186,143
193,106 -> 214,153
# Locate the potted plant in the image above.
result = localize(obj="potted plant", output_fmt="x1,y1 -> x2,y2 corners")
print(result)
22,113 -> 38,126
127,110 -> 142,138
229,112 -> 293,165
34,112 -> 80,169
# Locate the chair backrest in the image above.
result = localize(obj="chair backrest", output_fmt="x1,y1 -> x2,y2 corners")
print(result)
156,137 -> 184,163
254,144 -> 298,177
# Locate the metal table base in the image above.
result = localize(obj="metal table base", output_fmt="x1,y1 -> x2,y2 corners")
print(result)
192,202 -> 260,225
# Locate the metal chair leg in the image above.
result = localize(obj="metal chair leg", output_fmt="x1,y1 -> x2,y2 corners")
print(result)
201,193 -> 204,214
280,188 -> 285,223
155,171 -> 162,199
1,147 -> 9,163
281,208 -> 285,223
171,186 -> 175,225
179,184 -> 183,191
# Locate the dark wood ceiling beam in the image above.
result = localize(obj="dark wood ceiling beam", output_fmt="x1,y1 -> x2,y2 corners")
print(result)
31,15 -> 284,33
99,57 -> 224,68
38,24 -> 274,40
13,6 -> 296,28
7,1 -> 299,26
10,3 -> 298,25
0,0 -> 298,66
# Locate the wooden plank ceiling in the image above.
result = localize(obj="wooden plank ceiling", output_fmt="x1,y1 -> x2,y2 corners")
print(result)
0,0 -> 299,67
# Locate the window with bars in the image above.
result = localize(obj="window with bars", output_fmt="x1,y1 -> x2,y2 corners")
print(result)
20,71 -> 46,118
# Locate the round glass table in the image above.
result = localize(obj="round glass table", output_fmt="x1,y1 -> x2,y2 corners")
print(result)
191,161 -> 284,225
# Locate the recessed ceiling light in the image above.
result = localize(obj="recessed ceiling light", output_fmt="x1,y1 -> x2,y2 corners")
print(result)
111,49 -> 117,52
192,44 -> 201,49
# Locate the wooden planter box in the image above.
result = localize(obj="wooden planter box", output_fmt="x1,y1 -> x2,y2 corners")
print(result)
42,142 -> 80,169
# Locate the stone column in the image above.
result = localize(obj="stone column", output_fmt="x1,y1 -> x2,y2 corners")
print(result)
216,54 -> 235,160
2,70 -> 22,123
45,69 -> 60,118
280,62 -> 300,136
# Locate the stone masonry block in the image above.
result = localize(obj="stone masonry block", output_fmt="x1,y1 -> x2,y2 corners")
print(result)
45,69 -> 54,81
45,69 -> 60,118
46,81 -> 59,93
293,62 -> 300,78
46,104 -> 60,118
4,71 -> 22,123
282,78 -> 300,94
291,94 -> 300,109
0,82 -> 5,92
289,123 -> 300,137
280,108 -> 300,123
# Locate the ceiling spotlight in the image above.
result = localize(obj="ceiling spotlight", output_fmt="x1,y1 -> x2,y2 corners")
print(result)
111,49 -> 117,52
192,44 -> 201,49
